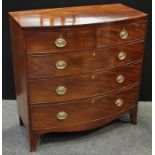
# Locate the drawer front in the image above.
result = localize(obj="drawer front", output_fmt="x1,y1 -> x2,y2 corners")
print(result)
30,86 -> 139,129
26,29 -> 94,54
28,41 -> 144,79
96,21 -> 146,48
29,62 -> 142,103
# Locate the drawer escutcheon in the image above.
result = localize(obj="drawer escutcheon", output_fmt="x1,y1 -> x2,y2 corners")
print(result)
56,86 -> 67,95
91,99 -> 95,104
115,99 -> 124,107
57,111 -> 68,120
56,60 -> 67,70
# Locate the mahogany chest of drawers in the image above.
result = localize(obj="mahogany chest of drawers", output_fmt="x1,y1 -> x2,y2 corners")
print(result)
9,4 -> 148,151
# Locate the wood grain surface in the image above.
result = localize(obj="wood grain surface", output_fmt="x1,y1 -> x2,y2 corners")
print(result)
30,86 -> 140,129
29,62 -> 142,104
9,4 -> 147,28
28,41 -> 144,79
96,21 -> 146,48
26,29 -> 94,54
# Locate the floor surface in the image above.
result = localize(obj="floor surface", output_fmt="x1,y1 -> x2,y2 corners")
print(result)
2,100 -> 152,155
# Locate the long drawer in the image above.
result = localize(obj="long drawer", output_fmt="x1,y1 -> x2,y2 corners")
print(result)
30,86 -> 139,129
28,41 -> 144,79
29,62 -> 142,103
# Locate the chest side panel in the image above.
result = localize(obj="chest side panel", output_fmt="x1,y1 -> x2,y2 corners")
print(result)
9,17 -> 29,128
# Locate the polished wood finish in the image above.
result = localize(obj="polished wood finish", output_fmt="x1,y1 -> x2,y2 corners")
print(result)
9,4 -> 147,151
29,62 -> 142,103
30,86 -> 139,129
28,41 -> 144,79
30,105 -> 138,151
8,4 -> 147,28
26,29 -> 94,54
96,21 -> 146,48
9,17 -> 29,128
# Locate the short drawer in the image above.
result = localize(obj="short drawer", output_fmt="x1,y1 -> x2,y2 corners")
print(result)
26,29 -> 94,54
28,41 -> 144,79
96,21 -> 146,48
30,86 -> 139,129
29,62 -> 142,103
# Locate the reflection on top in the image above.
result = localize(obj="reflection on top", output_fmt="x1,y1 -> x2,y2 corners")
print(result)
18,15 -> 127,27
10,4 -> 145,28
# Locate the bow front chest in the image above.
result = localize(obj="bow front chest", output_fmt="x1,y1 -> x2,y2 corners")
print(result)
9,4 -> 148,151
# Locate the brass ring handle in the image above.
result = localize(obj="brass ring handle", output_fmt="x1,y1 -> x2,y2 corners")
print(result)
120,28 -> 128,40
115,99 -> 124,107
56,60 -> 67,70
116,75 -> 125,83
57,111 -> 68,120
55,36 -> 66,48
56,86 -> 67,95
117,51 -> 127,61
